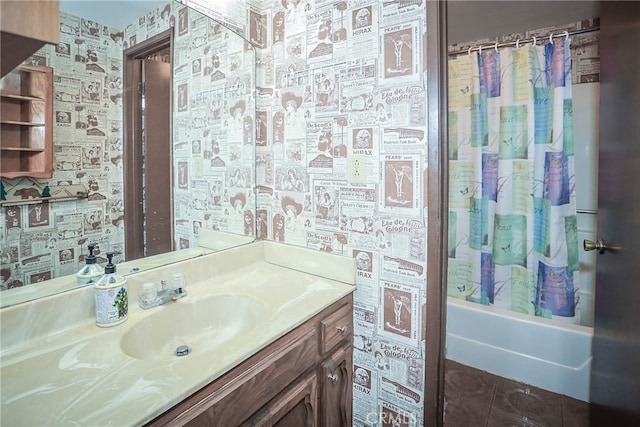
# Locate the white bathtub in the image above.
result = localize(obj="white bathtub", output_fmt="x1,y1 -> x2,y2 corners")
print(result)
446,297 -> 593,402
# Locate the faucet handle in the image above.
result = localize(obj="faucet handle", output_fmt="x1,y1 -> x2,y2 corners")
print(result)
173,286 -> 188,300
140,282 -> 157,303
171,273 -> 186,289
160,279 -> 167,291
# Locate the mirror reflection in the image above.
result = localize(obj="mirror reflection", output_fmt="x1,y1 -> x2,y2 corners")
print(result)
0,1 -> 256,308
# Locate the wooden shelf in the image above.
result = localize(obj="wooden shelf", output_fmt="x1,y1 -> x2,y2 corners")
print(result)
1,120 -> 46,126
0,194 -> 88,206
0,183 -> 87,205
1,94 -> 45,102
0,65 -> 53,179
1,171 -> 52,180
1,147 -> 45,152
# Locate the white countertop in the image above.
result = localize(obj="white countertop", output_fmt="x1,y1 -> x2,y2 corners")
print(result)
0,241 -> 355,426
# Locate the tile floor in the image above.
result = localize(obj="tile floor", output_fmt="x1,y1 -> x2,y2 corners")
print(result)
444,360 -> 590,427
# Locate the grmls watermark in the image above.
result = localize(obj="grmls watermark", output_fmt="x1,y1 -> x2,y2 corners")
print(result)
366,411 -> 419,426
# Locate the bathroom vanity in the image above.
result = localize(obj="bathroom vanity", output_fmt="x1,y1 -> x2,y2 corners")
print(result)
0,241 -> 355,426
147,294 -> 353,426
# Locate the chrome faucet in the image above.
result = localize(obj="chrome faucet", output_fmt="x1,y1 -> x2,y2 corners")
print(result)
139,278 -> 187,309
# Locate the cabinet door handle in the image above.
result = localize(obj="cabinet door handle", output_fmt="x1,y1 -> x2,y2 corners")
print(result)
336,325 -> 348,334
327,374 -> 338,384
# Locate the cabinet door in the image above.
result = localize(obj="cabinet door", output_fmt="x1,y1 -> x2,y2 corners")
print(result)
320,343 -> 353,427
243,372 -> 318,427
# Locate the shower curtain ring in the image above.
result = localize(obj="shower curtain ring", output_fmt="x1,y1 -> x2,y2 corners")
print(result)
532,36 -> 537,46
549,33 -> 554,44
479,45 -> 483,54
564,30 -> 569,41
468,46 -> 473,56
494,41 -> 499,52
516,39 -> 520,49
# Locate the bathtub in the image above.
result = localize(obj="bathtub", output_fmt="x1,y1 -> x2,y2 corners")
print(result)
445,297 -> 593,402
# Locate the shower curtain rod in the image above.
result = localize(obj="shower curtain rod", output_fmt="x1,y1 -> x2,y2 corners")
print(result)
448,26 -> 600,56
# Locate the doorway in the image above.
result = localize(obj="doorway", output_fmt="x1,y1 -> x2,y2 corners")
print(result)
123,30 -> 173,260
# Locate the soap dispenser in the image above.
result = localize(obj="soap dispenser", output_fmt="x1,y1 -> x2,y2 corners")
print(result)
76,243 -> 104,286
94,252 -> 128,327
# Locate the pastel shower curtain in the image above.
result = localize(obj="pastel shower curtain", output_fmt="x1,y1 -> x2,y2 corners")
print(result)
447,38 -> 580,321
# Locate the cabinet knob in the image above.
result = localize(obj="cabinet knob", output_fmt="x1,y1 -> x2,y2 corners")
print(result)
327,374 -> 338,384
336,325 -> 348,335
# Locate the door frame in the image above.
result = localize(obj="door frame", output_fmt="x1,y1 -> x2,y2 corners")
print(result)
123,29 -> 173,261
424,1 -> 448,425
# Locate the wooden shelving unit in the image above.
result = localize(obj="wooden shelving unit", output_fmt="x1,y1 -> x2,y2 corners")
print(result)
0,64 -> 53,179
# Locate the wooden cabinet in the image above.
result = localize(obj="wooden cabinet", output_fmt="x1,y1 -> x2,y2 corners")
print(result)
0,0 -> 59,77
146,294 -> 353,427
319,300 -> 353,426
0,64 -> 53,179
320,343 -> 353,427
243,372 -> 319,426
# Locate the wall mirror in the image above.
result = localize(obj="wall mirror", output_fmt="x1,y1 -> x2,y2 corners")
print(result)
0,0 -> 256,308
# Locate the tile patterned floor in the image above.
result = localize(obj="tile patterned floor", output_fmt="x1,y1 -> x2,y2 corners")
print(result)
444,360 -> 591,427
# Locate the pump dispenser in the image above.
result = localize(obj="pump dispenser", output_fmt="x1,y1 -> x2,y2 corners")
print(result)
94,252 -> 128,327
76,243 -> 104,286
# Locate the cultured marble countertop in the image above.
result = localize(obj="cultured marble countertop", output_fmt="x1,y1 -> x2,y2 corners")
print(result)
0,241 -> 355,426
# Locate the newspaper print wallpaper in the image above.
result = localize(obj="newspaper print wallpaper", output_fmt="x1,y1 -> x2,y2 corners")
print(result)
184,0 -> 431,424
1,2 -> 256,289
124,3 -> 257,247
1,13 -> 126,288
0,1 -> 602,425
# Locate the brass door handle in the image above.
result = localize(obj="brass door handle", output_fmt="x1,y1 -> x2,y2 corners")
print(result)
583,239 -> 620,254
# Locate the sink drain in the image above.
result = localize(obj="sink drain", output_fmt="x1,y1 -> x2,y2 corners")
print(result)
175,345 -> 192,357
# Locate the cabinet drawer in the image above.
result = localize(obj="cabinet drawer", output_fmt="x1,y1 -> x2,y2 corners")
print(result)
320,303 -> 352,354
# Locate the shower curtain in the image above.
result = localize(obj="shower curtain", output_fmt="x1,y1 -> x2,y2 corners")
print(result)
447,38 -> 580,321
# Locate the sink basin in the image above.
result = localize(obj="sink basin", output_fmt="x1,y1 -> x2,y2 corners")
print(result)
120,294 -> 267,361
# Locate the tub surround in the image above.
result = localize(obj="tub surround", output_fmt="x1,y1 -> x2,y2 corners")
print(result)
0,241 -> 356,426
446,298 -> 593,402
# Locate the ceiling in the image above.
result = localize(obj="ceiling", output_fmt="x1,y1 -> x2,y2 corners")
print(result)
58,1 -> 602,48
448,1 -> 601,44
59,0 -> 167,30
